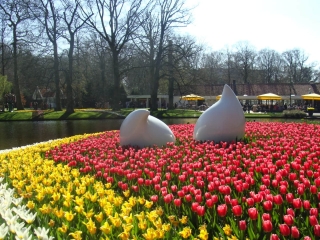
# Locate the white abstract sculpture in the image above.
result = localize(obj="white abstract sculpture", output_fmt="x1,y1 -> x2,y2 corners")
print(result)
193,84 -> 245,142
120,109 -> 176,148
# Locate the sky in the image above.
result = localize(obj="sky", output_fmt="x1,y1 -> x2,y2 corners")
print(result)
181,0 -> 320,67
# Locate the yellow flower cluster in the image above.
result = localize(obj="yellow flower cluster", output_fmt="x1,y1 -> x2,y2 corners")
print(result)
0,135 -> 210,239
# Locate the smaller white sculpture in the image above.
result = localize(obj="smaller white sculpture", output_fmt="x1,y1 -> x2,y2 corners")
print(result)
120,109 -> 176,148
193,84 -> 245,142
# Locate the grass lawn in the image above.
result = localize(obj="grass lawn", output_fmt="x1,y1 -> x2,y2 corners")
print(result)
0,108 -> 291,121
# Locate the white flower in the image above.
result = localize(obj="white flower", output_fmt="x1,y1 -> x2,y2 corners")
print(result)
0,223 -> 9,239
15,225 -> 32,240
9,221 -> 25,234
34,227 -> 54,240
20,212 -> 37,224
12,197 -> 24,206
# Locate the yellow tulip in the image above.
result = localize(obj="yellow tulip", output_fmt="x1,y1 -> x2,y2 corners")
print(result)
26,201 -> 35,210
100,221 -> 112,234
144,200 -> 153,209
179,216 -> 188,224
69,231 -> 82,240
64,211 -> 76,222
94,212 -> 104,223
223,224 -> 232,236
83,218 -> 97,235
58,223 -> 68,233
179,226 -> 192,239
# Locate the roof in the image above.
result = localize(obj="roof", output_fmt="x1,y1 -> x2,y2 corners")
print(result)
32,86 -> 66,100
175,83 -> 319,96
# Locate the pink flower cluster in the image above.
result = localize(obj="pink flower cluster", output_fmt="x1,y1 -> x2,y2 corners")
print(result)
46,122 -> 320,238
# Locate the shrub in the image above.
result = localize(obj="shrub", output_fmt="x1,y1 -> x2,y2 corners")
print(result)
282,110 -> 306,118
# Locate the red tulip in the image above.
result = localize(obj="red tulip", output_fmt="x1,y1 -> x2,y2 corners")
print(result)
185,194 -> 192,202
262,220 -> 272,232
279,224 -> 290,236
314,224 -> 320,237
303,200 -> 311,210
310,208 -> 318,216
273,194 -> 283,205
283,214 -> 294,226
270,234 -> 280,240
150,195 -> 158,202
230,198 -> 239,206
177,190 -> 185,198
262,213 -> 271,221
291,226 -> 299,239
263,200 -> 273,211
191,202 -> 199,212
211,195 -> 218,204
309,215 -> 319,226
286,193 -> 294,203
279,185 -> 287,195
163,193 -> 173,203
173,198 -> 181,207
195,194 -> 202,203
206,199 -> 214,208
310,185 -> 317,194
232,205 -> 242,217
246,197 -> 254,206
217,204 -> 227,217
248,207 -> 258,220
196,205 -> 205,216
303,237 -> 311,240
287,208 -> 295,217
292,198 -> 302,209
239,220 -> 246,231
170,185 -> 177,192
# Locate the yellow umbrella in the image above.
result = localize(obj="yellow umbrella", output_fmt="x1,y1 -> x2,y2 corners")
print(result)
301,93 -> 320,100
181,94 -> 204,101
257,93 -> 282,100
216,95 -> 239,100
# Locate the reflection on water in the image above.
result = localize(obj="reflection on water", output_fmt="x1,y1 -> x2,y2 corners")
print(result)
0,118 -> 311,151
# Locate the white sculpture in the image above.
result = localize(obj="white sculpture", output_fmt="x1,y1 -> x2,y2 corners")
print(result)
120,109 -> 176,148
193,84 -> 245,142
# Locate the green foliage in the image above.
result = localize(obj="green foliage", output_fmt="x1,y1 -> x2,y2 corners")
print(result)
282,110 -> 307,118
0,75 -> 12,100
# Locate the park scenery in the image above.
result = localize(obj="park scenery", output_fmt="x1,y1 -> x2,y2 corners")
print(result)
1,121 -> 320,239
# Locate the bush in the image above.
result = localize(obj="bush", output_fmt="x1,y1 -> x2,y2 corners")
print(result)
282,110 -> 307,118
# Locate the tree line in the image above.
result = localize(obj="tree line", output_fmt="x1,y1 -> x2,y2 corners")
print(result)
0,0 -> 318,111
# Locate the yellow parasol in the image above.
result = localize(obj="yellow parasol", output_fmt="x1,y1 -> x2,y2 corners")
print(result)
301,93 -> 320,100
181,94 -> 204,101
257,93 -> 282,100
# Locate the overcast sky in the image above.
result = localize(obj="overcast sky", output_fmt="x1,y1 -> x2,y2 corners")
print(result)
180,0 -> 320,66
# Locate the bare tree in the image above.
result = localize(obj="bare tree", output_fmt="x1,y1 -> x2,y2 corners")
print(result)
282,49 -> 312,83
61,0 -> 92,113
34,0 -> 63,110
257,49 -> 280,83
80,0 -> 147,110
0,0 -> 33,110
135,0 -> 192,111
233,41 -> 256,83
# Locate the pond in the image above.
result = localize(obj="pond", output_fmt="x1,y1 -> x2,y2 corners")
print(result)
0,118 -> 311,151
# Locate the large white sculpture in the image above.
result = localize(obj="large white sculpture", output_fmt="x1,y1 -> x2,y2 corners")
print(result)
120,109 -> 176,148
193,84 -> 245,142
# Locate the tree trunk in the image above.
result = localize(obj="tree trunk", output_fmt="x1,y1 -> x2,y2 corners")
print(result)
112,49 -> 121,111
53,42 -> 62,111
168,40 -> 174,109
12,25 -> 23,110
66,34 -> 75,114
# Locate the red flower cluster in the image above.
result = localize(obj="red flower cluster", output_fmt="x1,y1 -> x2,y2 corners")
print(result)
45,122 -> 320,238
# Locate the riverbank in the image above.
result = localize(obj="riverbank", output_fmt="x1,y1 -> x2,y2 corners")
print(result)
0,108 -> 315,121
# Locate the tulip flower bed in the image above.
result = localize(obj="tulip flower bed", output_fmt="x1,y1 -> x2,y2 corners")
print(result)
1,122 -> 320,239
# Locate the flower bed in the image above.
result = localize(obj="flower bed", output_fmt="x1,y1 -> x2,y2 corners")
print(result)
1,122 -> 320,239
